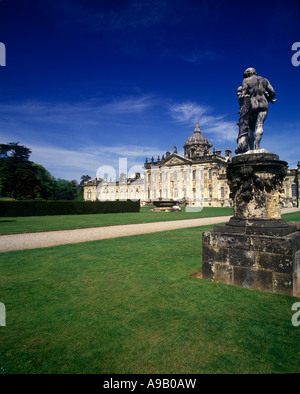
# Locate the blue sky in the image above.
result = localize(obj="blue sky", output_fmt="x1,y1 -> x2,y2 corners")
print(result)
0,0 -> 299,180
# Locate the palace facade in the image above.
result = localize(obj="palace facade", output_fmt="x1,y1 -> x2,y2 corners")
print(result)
83,123 -> 300,208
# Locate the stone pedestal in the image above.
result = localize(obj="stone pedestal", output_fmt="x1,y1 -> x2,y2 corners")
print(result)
202,151 -> 300,296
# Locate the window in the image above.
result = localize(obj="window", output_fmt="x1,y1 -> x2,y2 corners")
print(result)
192,170 -> 196,180
220,187 -> 225,199
209,169 -> 212,180
174,187 -> 178,199
173,171 -> 177,181
292,184 -> 297,198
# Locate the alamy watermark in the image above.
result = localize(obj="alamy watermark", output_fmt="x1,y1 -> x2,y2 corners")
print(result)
0,42 -> 6,66
291,42 -> 300,66
0,302 -> 5,326
291,302 -> 300,327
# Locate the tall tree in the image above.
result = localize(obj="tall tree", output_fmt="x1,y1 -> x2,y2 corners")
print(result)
0,142 -> 38,199
0,142 -> 31,162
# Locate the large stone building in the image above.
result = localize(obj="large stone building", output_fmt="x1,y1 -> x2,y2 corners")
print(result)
144,122 -> 232,207
83,122 -> 300,208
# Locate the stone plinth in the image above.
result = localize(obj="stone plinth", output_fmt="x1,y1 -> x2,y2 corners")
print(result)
202,151 -> 300,296
227,150 -> 287,221
202,230 -> 300,296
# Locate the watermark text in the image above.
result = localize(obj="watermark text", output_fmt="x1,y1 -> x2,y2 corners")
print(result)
0,42 -> 6,66
291,302 -> 300,327
0,302 -> 5,326
291,42 -> 300,66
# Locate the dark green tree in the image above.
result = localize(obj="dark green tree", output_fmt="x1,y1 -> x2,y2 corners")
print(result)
0,142 -> 40,199
76,174 -> 92,201
80,175 -> 92,185
0,142 -> 88,200
33,163 -> 56,200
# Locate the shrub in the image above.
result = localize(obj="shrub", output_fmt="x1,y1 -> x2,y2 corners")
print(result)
0,200 -> 140,217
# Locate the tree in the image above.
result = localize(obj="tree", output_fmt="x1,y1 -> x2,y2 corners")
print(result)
0,142 -> 38,199
33,163 -> 56,200
80,175 -> 92,185
0,142 -> 89,200
0,142 -> 31,162
76,175 -> 92,201
52,178 -> 80,200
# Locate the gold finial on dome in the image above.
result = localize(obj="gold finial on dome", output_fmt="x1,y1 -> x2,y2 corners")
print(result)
194,121 -> 200,132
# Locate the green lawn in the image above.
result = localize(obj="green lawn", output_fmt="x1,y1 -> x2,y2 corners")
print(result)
0,206 -> 233,235
0,223 -> 299,374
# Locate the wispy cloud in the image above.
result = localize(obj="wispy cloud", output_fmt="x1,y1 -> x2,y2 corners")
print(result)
169,101 -> 237,142
44,0 -> 171,32
0,95 -> 158,144
0,95 -> 155,120
28,143 -> 164,181
0,95 -> 161,179
161,48 -> 223,65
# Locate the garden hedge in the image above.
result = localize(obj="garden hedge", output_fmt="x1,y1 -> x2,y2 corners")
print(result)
0,200 -> 140,217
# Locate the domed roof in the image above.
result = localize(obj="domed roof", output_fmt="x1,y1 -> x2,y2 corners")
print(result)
183,122 -> 211,147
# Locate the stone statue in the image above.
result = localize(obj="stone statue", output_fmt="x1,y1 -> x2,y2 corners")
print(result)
235,85 -> 251,154
235,68 -> 276,154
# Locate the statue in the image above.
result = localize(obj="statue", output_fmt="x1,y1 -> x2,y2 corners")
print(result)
235,85 -> 251,154
235,68 -> 276,154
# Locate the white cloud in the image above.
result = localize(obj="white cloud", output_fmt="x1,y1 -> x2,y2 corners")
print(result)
28,143 -> 164,181
0,95 -> 162,180
0,95 -> 155,123
169,101 -> 237,142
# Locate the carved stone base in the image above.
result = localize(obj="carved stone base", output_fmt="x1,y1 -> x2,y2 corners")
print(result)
227,151 -> 287,220
201,151 -> 300,296
202,229 -> 300,296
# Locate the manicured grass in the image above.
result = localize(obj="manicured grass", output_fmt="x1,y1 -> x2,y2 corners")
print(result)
281,211 -> 300,222
0,206 -> 233,235
0,225 -> 299,374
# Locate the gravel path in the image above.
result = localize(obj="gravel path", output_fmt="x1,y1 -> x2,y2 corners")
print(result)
0,207 -> 299,253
